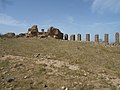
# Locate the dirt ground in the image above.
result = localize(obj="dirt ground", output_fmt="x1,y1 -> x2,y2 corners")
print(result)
0,38 -> 120,90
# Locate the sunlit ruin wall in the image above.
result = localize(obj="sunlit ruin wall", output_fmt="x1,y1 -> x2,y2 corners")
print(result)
65,32 -> 120,46
25,25 -> 119,46
115,32 -> 119,46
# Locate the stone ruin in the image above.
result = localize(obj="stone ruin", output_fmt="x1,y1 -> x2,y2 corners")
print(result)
26,25 -> 39,37
86,34 -> 90,41
104,34 -> 109,45
77,34 -> 81,41
115,32 -> 119,46
25,25 -> 120,46
95,34 -> 99,42
70,34 -> 75,41
47,26 -> 63,39
68,33 -> 120,46
63,34 -> 68,40
2,32 -> 15,38
26,25 -> 63,39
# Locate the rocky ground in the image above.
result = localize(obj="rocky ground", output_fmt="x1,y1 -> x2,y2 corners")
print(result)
0,38 -> 120,90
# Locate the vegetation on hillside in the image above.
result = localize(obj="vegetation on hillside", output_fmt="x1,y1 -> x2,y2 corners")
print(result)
0,38 -> 120,90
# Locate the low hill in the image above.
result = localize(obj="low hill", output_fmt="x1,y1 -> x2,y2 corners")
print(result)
0,38 -> 120,90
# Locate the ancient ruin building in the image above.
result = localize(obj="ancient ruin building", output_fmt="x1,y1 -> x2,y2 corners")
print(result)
63,34 -> 68,40
26,25 -> 38,37
77,34 -> 81,41
86,34 -> 90,41
25,25 -> 119,45
115,32 -> 119,46
26,25 -> 63,39
95,34 -> 99,42
70,34 -> 75,41
104,34 -> 109,45
47,26 -> 63,39
3,32 -> 15,38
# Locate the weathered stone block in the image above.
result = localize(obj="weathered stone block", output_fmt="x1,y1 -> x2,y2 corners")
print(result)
95,34 -> 99,42
115,32 -> 119,46
70,34 -> 75,41
104,34 -> 109,45
63,34 -> 68,40
86,34 -> 90,41
77,34 -> 81,41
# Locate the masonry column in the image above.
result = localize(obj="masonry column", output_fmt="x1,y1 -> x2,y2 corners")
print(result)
77,34 -> 81,41
70,34 -> 75,41
95,34 -> 99,42
63,34 -> 68,40
104,34 -> 109,45
86,34 -> 90,41
115,32 -> 119,46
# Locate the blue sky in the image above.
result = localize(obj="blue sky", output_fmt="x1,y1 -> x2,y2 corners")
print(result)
0,0 -> 120,41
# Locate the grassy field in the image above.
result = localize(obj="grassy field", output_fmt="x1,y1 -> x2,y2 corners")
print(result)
0,38 -> 120,90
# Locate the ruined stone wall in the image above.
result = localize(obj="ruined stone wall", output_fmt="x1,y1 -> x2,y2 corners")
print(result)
70,34 -> 75,41
27,25 -> 38,37
65,33 -> 119,46
104,34 -> 109,45
47,26 -> 63,39
115,32 -> 119,46
86,34 -> 90,41
95,34 -> 99,42
26,25 -> 119,46
63,34 -> 68,40
77,34 -> 81,41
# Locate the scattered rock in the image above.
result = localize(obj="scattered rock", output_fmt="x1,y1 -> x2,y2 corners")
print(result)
6,87 -> 14,90
65,87 -> 69,90
34,53 -> 40,58
2,71 -> 8,74
61,86 -> 68,90
6,76 -> 15,83
44,84 -> 48,88
45,55 -> 51,59
79,82 -> 82,85
61,86 -> 66,89
84,73 -> 87,76
24,75 -> 29,79
13,63 -> 23,68
0,67 -> 4,70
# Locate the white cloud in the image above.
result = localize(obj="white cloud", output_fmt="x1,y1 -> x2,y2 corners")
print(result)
67,16 -> 74,23
92,0 -> 120,14
0,13 -> 27,26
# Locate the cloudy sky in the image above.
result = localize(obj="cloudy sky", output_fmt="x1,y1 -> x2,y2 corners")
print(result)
0,0 -> 120,41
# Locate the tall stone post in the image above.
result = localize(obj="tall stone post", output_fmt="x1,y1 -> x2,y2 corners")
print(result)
115,32 -> 119,46
77,34 -> 81,41
95,34 -> 99,42
70,34 -> 75,41
104,34 -> 109,45
41,29 -> 44,32
86,34 -> 90,41
63,34 -> 68,40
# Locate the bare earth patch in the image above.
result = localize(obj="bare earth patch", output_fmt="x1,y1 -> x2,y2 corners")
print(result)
0,38 -> 120,90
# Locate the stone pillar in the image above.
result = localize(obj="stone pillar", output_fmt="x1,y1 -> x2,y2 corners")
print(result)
77,34 -> 81,41
115,32 -> 119,46
41,29 -> 44,32
104,34 -> 109,45
63,34 -> 68,40
86,34 -> 90,41
95,34 -> 99,42
70,34 -> 75,41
